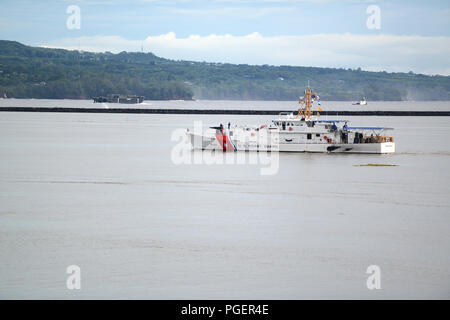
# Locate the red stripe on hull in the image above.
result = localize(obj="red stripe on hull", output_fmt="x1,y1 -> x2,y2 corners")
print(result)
215,133 -> 235,151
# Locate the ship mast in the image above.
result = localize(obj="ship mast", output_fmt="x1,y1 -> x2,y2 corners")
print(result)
297,84 -> 316,119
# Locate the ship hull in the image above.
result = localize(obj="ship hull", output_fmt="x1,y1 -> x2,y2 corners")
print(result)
187,133 -> 395,154
278,142 -> 394,153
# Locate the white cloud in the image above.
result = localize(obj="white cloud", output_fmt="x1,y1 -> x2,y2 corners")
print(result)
44,32 -> 450,75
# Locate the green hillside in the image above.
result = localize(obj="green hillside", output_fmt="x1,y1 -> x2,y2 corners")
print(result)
0,40 -> 449,101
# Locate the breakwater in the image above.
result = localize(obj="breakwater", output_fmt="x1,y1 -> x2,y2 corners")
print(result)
1,107 -> 450,116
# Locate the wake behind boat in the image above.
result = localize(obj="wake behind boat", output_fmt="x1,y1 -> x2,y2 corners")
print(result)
187,86 -> 395,154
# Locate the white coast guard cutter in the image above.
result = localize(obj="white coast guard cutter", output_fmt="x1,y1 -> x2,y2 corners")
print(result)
187,86 -> 395,154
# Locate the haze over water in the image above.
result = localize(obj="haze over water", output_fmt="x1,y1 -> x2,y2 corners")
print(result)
0,100 -> 449,299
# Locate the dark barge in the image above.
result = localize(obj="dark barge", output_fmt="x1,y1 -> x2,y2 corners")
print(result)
93,94 -> 144,104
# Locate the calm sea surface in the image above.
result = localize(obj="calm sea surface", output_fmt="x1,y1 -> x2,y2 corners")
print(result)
0,99 -> 449,299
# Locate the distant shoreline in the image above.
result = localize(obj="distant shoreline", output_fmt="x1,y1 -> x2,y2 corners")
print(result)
2,40 -> 449,102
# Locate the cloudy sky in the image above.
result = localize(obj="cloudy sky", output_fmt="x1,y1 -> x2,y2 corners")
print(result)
1,0 -> 449,74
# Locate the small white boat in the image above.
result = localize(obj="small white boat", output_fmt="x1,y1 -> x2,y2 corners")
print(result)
353,97 -> 367,105
187,86 -> 394,154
